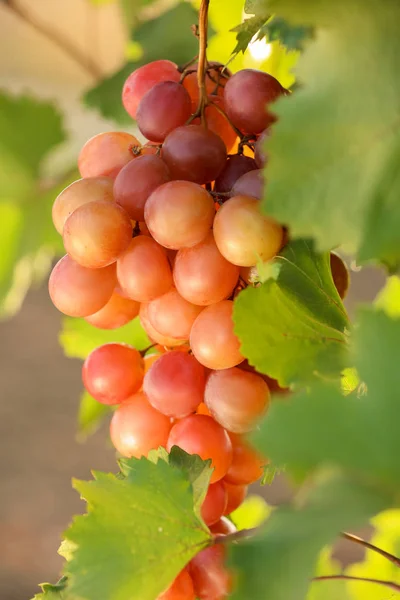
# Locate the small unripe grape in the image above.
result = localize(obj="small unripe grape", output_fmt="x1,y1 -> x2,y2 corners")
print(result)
48,255 -> 116,317
213,195 -> 283,266
190,301 -> 243,370
52,177 -> 114,235
110,392 -> 172,458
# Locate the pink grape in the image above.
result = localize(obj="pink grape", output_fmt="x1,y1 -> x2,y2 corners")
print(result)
78,132 -> 139,179
139,303 -> 187,348
85,290 -> 140,330
201,482 -> 228,526
231,169 -> 263,200
145,288 -> 203,340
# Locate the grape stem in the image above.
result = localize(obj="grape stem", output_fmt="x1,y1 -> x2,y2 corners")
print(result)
312,575 -> 400,592
341,532 -> 400,567
196,0 -> 210,126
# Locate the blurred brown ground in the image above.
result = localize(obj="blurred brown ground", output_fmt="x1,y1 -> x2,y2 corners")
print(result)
0,262 -> 385,599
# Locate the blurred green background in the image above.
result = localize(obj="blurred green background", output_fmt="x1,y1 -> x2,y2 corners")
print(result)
0,1 -> 388,599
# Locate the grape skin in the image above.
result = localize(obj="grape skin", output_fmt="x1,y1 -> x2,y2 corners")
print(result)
145,288 -> 203,340
232,169 -> 263,200
78,132 -> 139,179
85,291 -> 140,330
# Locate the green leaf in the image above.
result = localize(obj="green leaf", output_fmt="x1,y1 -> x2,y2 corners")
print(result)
230,470 -> 390,600
258,16 -> 313,51
233,240 -> 350,387
32,577 -> 69,600
260,0 -> 400,267
375,276 -> 400,318
0,92 -> 65,198
231,16 -> 268,56
77,391 -> 113,440
59,316 -> 150,360
255,310 -> 400,487
64,456 -> 212,600
244,0 -> 269,15
84,3 -> 202,124
345,509 -> 400,599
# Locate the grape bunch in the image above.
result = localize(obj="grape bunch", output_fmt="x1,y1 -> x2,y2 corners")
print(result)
48,58 -> 347,600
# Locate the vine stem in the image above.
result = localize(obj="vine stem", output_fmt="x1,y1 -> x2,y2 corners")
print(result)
213,527 -> 259,545
341,532 -> 400,567
312,574 -> 400,592
196,0 -> 210,126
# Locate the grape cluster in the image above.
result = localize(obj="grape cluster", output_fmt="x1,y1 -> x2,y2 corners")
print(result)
48,59 -> 292,599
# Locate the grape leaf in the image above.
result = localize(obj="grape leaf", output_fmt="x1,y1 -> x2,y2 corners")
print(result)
244,0 -> 269,15
258,16 -> 313,51
254,310 -> 400,488
32,577 -> 69,600
231,16 -> 268,56
84,3 -> 204,124
59,316 -> 150,360
345,509 -> 400,599
233,239 -> 350,387
230,470 -> 390,600
260,0 -> 400,268
64,455 -> 212,600
77,391 -> 113,440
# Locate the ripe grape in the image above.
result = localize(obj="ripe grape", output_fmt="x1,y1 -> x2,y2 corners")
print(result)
167,415 -> 232,483
190,301 -> 243,370
113,155 -> 170,221
210,517 -> 237,537
214,154 -> 257,193
201,481 -> 228,526
231,169 -> 263,200
137,82 -> 192,142
82,343 -> 144,405
52,177 -> 114,235
84,290 -> 139,329
117,236 -> 173,302
193,96 -> 237,152
78,132 -> 139,179
213,195 -> 283,266
140,303 -> 187,348
182,61 -> 229,110
254,129 -> 270,168
224,69 -> 286,134
157,568 -> 195,600
122,60 -> 180,119
205,367 -> 270,433
48,255 -> 116,317
162,125 -> 227,184
110,392 -> 172,458
146,288 -> 203,340
143,351 -> 206,418
330,252 -> 349,299
189,545 -> 231,599
173,233 -> 239,306
144,352 -> 162,374
225,434 -> 265,485
63,200 -> 132,268
223,482 -> 247,515
145,181 -> 215,249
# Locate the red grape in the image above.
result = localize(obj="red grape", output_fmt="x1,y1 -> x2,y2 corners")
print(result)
117,236 -> 173,302
193,96 -> 237,152
162,125 -> 227,184
254,129 -> 270,168
231,169 -> 263,200
122,60 -> 180,120
52,177 -> 114,235
167,415 -> 233,483
48,255 -> 116,317
82,343 -> 144,405
137,81 -> 192,142
189,545 -> 231,599
190,301 -> 243,370
140,303 -> 187,348
85,290 -> 140,329
225,434 -> 266,485
78,132 -> 139,179
214,154 -> 257,193
205,367 -> 270,433
143,351 -> 206,418
157,568 -> 195,600
63,200 -> 132,268
113,155 -> 170,221
146,288 -> 203,340
224,69 -> 286,134
201,482 -> 228,526
173,233 -> 239,306
213,195 -> 283,266
145,181 -> 215,249
223,481 -> 247,515
110,392 -> 172,457
330,252 -> 349,299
